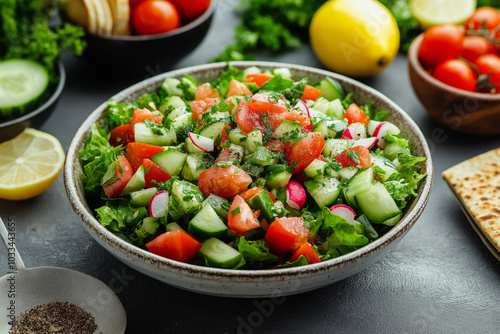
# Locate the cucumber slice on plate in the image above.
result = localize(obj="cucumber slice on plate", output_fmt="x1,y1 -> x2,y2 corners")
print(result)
315,77 -> 345,102
0,59 -> 50,118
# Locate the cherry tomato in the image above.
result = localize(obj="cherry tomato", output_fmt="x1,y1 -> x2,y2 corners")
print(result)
109,124 -> 134,147
419,25 -> 464,68
132,0 -> 180,36
103,156 -> 133,198
198,165 -> 253,199
227,195 -> 261,236
235,99 -> 263,134
343,103 -> 370,125
335,146 -> 371,169
286,132 -> 324,173
170,0 -> 211,22
433,59 -> 477,92
474,54 -> 500,93
461,36 -> 497,62
464,7 -> 500,31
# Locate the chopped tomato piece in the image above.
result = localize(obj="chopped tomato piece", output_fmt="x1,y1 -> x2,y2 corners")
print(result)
109,124 -> 135,147
103,156 -> 133,198
142,159 -> 171,188
289,242 -> 321,264
198,165 -> 253,199
248,93 -> 288,114
265,139 -> 286,151
335,146 -> 371,169
282,109 -> 312,130
227,79 -> 252,98
264,217 -> 310,256
343,103 -> 370,125
126,142 -> 165,172
228,195 -> 261,236
146,230 -> 201,263
301,85 -> 322,100
131,108 -> 163,129
190,97 -> 220,122
244,73 -> 274,87
235,99 -> 263,134
215,147 -> 231,164
286,132 -> 324,173
239,187 -> 275,203
195,83 -> 220,101
215,123 -> 231,149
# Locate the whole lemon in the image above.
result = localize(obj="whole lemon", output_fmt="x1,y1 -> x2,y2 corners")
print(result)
310,0 -> 400,77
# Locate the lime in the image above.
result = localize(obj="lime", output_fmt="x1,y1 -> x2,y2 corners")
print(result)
410,0 -> 477,29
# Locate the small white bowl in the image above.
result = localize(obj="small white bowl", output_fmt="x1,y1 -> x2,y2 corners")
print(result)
64,61 -> 433,298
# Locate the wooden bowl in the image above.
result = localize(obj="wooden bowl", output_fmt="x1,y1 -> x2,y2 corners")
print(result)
408,34 -> 500,135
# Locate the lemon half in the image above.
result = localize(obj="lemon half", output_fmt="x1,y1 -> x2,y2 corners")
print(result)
410,0 -> 477,29
0,128 -> 65,200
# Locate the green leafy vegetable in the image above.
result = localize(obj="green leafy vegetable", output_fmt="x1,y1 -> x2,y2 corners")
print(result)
236,237 -> 278,264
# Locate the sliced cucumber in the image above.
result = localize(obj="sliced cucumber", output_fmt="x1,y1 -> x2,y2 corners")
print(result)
0,59 -> 50,118
243,146 -> 272,166
188,204 -> 228,241
323,138 -> 352,158
159,95 -> 186,113
130,188 -> 158,207
370,154 -> 398,182
120,165 -> 145,195
272,120 -> 302,139
182,153 -> 213,181
185,136 -> 204,154
199,121 -> 227,141
244,129 -> 263,153
344,167 -> 374,208
171,180 -> 204,214
223,144 -> 245,164
166,222 -> 183,231
171,113 -> 192,129
354,182 -> 401,224
265,170 -> 292,189
228,128 -> 247,145
242,66 -> 262,77
326,99 -> 344,119
304,176 -> 341,208
338,167 -> 358,180
151,149 -> 187,176
161,77 -> 184,97
134,123 -> 177,146
203,194 -> 230,221
271,67 -> 293,80
137,217 -> 159,237
166,106 -> 188,121
199,238 -> 243,269
315,77 -> 345,101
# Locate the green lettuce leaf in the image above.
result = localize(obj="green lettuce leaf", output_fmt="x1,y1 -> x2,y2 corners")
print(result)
236,237 -> 278,264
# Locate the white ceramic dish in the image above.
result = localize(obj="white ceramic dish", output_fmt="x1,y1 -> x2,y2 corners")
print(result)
64,61 -> 433,298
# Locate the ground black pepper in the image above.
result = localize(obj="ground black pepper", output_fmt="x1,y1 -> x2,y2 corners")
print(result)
9,301 -> 100,334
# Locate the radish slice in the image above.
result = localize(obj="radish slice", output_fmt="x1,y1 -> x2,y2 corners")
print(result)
376,122 -> 400,149
295,100 -> 311,119
371,121 -> 386,138
285,181 -> 306,210
353,137 -> 377,149
342,128 -> 354,140
367,120 -> 382,136
330,204 -> 356,222
149,190 -> 170,218
188,132 -> 214,152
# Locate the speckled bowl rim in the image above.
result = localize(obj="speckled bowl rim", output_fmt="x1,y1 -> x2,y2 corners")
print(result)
64,61 -> 433,282
83,0 -> 218,41
408,33 -> 500,101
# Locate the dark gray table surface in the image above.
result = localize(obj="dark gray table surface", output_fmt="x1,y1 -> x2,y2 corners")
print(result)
1,2 -> 500,333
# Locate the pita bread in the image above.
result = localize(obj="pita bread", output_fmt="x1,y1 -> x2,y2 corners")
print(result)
443,148 -> 500,256
107,0 -> 131,35
62,0 -> 98,34
91,0 -> 113,35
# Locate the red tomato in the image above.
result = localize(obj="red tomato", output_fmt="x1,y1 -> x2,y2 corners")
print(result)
235,99 -> 263,134
194,83 -> 220,101
215,147 -> 231,164
343,103 -> 370,125
227,80 -> 252,98
198,165 -> 253,199
264,217 -> 309,256
301,85 -> 322,100
461,36 -> 497,62
433,59 -> 477,92
103,156 -> 133,198
142,159 -> 171,188
474,54 -> 500,93
170,0 -> 211,22
244,73 -> 274,87
264,139 -> 286,151
289,242 -> 321,264
227,195 -> 261,236
126,142 -> 165,172
248,93 -> 288,114
282,109 -> 312,130
214,123 -> 231,149
190,97 -> 220,122
286,132 -> 324,173
132,0 -> 180,35
464,7 -> 500,31
239,187 -> 275,203
146,230 -> 201,263
109,124 -> 135,147
418,25 -> 464,68
335,146 -> 371,169
131,108 -> 163,129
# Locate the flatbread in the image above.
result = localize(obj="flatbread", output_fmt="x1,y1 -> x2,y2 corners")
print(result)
442,148 -> 500,255
91,0 -> 113,35
107,0 -> 131,35
62,0 -> 97,34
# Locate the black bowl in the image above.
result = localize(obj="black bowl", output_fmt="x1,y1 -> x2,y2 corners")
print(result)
78,0 -> 217,75
0,61 -> 66,143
